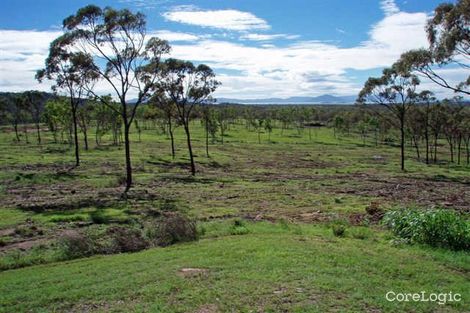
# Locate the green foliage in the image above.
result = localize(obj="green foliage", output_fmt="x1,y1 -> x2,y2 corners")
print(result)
383,209 -> 470,250
349,226 -> 373,240
59,230 -> 96,259
230,218 -> 249,235
89,210 -> 111,224
145,213 -> 198,247
107,226 -> 149,253
332,224 -> 346,237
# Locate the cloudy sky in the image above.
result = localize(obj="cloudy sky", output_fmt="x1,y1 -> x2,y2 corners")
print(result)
0,0 -> 465,99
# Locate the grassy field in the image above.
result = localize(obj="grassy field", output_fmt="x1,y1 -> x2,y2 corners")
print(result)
0,121 -> 469,312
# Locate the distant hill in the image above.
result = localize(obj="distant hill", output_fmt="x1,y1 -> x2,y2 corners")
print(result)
216,94 -> 357,105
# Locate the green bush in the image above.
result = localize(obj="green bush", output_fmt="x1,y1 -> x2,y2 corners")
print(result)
230,219 -> 250,235
383,209 -> 470,251
90,210 -> 110,224
59,231 -> 95,259
145,213 -> 198,247
107,226 -> 148,253
349,227 -> 372,240
332,224 -> 346,237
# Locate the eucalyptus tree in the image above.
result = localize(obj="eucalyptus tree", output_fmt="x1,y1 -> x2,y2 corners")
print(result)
216,107 -> 230,144
395,0 -> 469,95
264,118 -> 273,141
417,90 -> 436,164
37,35 -> 98,166
429,102 -> 446,163
24,91 -> 47,144
357,65 -> 420,171
56,5 -> 171,190
201,105 -> 218,157
77,100 -> 93,150
151,92 -> 177,159
1,94 -> 27,142
441,98 -> 466,164
155,59 -> 220,175
44,98 -> 72,144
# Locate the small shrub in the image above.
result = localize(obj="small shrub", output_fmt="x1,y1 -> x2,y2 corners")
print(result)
233,218 -> 245,228
349,227 -> 372,240
107,226 -> 148,253
383,209 -> 470,251
90,210 -> 110,224
230,218 -> 250,235
14,223 -> 44,237
146,213 -> 197,247
50,215 -> 87,223
59,230 -> 95,259
230,225 -> 249,235
277,218 -> 290,230
160,199 -> 178,212
332,224 -> 346,237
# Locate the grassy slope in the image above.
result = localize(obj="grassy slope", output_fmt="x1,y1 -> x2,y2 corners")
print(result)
1,222 -> 469,313
0,121 -> 469,312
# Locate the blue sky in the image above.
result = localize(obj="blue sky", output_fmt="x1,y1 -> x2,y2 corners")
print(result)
0,0 -> 464,99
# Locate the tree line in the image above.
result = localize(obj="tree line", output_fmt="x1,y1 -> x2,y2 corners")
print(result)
358,0 -> 469,170
0,0 -> 468,190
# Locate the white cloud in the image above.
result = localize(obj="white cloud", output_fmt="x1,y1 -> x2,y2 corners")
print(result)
118,0 -> 172,10
149,30 -> 200,41
381,0 -> 400,16
239,33 -> 300,41
162,7 -> 270,31
0,29 -> 61,92
1,0 -> 467,99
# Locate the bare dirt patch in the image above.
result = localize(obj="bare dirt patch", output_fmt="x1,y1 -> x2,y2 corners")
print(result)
327,173 -> 470,212
178,267 -> 209,278
5,184 -> 159,212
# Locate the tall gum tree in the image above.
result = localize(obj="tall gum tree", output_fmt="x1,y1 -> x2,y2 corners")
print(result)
37,35 -> 98,167
59,5 -> 170,191
395,0 -> 469,95
357,65 -> 420,171
155,59 -> 220,176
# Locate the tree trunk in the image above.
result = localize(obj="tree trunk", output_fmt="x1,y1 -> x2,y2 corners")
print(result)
400,117 -> 405,171
424,107 -> 430,164
413,136 -> 420,161
465,137 -> 470,165
448,138 -> 454,163
425,130 -> 430,164
205,117 -> 209,158
168,115 -> 175,159
23,124 -> 29,144
36,123 -> 41,144
13,123 -> 20,142
434,134 -> 438,163
123,120 -> 132,191
184,123 -> 196,176
83,127 -> 88,151
71,106 -> 80,167
95,124 -> 100,146
457,135 -> 462,165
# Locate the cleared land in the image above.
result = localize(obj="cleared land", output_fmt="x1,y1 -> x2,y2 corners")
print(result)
0,121 -> 469,312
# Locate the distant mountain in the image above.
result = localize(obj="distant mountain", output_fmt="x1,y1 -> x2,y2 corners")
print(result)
216,94 -> 357,105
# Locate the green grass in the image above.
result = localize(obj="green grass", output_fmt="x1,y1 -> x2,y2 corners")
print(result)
0,222 -> 468,312
0,120 -> 469,312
